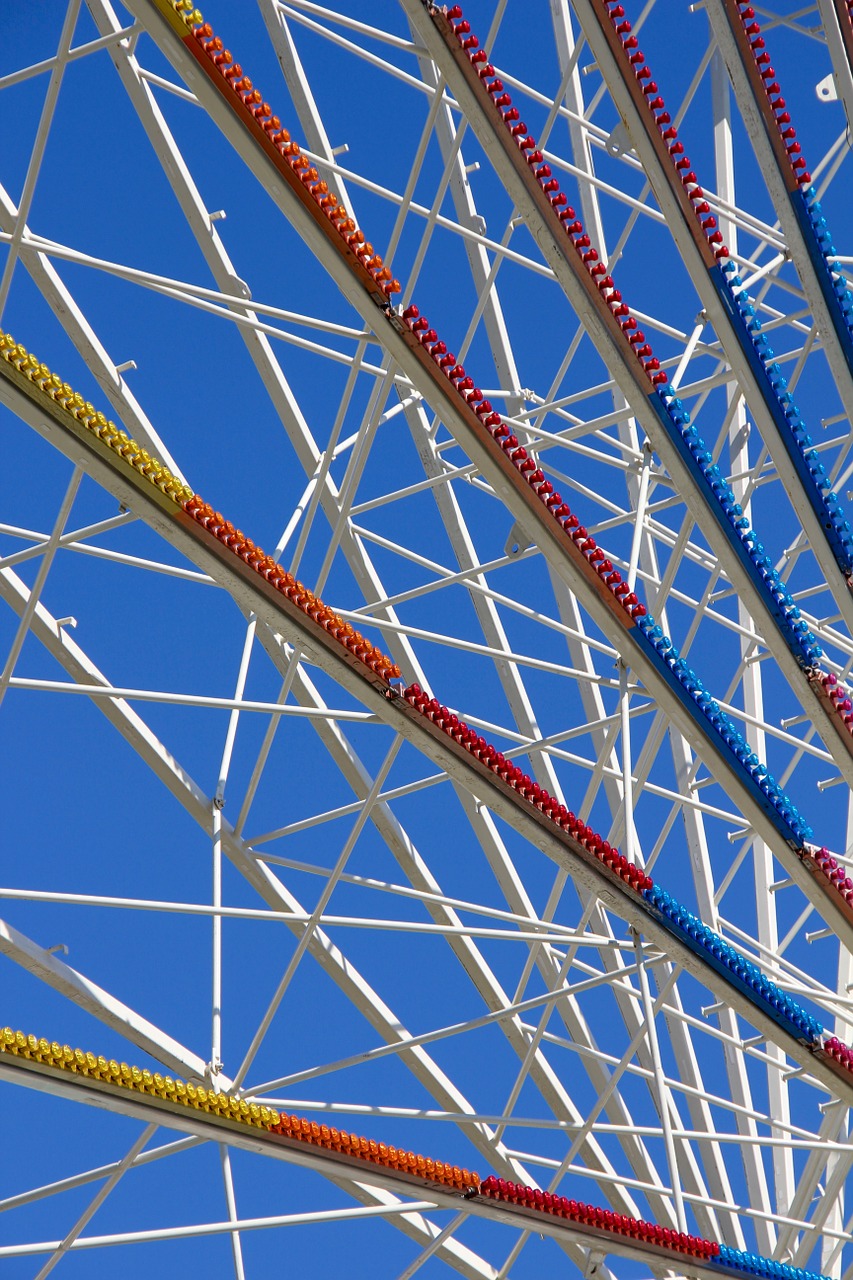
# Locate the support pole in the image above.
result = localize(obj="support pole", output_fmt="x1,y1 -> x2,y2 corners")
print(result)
632,928 -> 688,1234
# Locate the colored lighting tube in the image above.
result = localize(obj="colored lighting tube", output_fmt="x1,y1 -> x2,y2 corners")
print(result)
398,681 -> 848,1059
5,8 -> 853,1089
433,0 -> 849,635
0,1026 -> 471,1191
161,0 -> 400,301
717,0 -> 853,374
4,325 -> 852,1051
0,1023 -> 833,1279
135,0 -> 852,870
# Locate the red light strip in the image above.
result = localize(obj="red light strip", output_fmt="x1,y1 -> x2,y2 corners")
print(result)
717,0 -> 812,191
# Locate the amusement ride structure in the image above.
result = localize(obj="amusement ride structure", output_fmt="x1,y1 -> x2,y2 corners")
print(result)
2,1 -> 853,1276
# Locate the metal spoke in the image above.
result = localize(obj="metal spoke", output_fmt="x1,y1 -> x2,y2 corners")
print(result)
2,1 -> 853,1276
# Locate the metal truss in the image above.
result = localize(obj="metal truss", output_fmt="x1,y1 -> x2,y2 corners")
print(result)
1,2 -> 852,1277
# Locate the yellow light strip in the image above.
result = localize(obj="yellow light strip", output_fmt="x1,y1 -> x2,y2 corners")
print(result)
0,1026 -> 474,1190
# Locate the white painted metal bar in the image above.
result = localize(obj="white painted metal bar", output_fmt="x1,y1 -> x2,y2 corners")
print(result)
6,8 -> 853,1269
0,0 -> 82,317
0,22 -> 138,92
0,183 -> 185,476
5,677 -> 377,718
550,0 -> 853,637
212,803 -> 224,1078
31,1125 -> 158,1280
231,733 -> 404,1088
632,931 -> 688,1232
397,0 -> 853,817
0,915 -> 210,1079
219,1145 -> 248,1280
0,1201 -> 441,1258
393,1210 -> 470,1280
0,467 -> 82,709
0,557 -> 537,1235
0,887 -> 628,944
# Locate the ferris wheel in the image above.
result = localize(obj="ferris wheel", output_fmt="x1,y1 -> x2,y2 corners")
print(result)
3,0 -> 853,1276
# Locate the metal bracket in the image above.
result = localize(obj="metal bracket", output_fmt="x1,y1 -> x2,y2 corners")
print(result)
583,1249 -> 605,1279
605,119 -> 634,158
816,73 -> 838,103
229,274 -> 252,300
504,520 -> 533,558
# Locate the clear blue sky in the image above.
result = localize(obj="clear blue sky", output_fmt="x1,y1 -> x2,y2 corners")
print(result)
1,2 -> 851,1276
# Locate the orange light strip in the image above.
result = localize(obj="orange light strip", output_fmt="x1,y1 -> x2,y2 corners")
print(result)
158,0 -> 401,302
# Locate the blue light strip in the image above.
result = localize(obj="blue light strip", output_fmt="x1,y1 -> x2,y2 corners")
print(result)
707,259 -> 853,575
643,884 -> 824,1043
795,186 -> 853,375
647,388 -> 824,666
633,607 -> 814,847
715,1243 -> 827,1280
